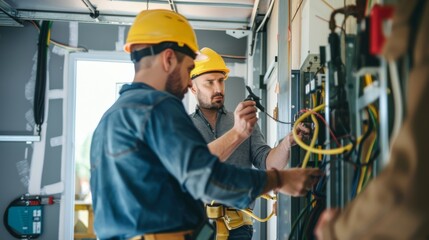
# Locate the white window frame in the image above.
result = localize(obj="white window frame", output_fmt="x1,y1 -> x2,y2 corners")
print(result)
62,51 -> 131,240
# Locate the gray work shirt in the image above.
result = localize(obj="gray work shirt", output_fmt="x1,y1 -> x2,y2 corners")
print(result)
190,106 -> 271,170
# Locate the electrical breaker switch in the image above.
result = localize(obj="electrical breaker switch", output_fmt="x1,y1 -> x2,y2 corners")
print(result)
305,83 -> 310,95
310,79 -> 316,92
317,74 -> 325,88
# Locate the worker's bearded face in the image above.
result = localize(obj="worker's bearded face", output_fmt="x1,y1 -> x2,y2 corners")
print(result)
197,92 -> 224,110
192,72 -> 225,110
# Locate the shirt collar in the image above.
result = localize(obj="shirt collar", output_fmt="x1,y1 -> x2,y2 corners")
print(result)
119,82 -> 155,95
195,105 -> 226,117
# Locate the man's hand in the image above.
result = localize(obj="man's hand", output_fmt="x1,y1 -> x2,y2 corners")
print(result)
233,101 -> 258,139
287,123 -> 310,147
207,101 -> 257,161
314,208 -> 340,240
277,168 -> 322,196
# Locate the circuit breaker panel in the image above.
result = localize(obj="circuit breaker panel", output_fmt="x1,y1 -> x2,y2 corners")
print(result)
278,17 -> 399,238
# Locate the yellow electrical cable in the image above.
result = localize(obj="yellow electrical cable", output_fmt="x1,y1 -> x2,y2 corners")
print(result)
301,114 -> 319,168
260,194 -> 277,201
240,193 -> 277,222
357,77 -> 378,193
357,132 -> 376,194
293,104 -> 362,154
47,30 -> 51,45
240,209 -> 276,222
209,194 -> 277,222
355,73 -> 378,193
301,93 -> 319,169
364,74 -> 373,86
357,106 -> 378,193
312,93 -> 317,107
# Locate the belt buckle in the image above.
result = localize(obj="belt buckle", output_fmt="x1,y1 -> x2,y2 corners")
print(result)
224,213 -> 231,222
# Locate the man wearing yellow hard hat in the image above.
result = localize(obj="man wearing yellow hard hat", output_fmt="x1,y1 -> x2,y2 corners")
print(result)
90,9 -> 321,240
189,47 -> 310,239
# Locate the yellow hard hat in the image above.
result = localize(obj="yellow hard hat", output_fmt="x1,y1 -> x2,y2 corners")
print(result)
191,47 -> 230,80
124,9 -> 198,56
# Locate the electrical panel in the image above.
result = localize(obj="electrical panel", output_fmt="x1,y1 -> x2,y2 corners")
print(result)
280,29 -> 396,239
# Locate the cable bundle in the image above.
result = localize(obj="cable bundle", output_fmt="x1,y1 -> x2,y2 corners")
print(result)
33,21 -> 52,134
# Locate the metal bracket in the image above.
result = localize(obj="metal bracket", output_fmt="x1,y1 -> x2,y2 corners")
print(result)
226,30 -> 251,39
0,0 -> 23,27
0,0 -> 17,16
0,135 -> 41,143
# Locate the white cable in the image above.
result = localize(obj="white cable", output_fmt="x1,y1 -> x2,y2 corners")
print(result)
251,0 -> 276,56
255,0 -> 276,33
388,60 -> 403,141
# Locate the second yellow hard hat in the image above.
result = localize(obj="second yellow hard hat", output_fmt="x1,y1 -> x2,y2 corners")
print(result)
191,47 -> 230,80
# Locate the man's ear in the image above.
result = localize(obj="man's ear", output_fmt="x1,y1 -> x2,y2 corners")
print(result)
190,81 -> 197,94
161,48 -> 177,73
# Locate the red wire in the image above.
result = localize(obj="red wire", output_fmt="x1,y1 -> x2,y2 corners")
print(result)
299,109 -> 342,147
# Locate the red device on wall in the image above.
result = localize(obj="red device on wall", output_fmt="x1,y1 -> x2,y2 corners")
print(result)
370,4 -> 395,55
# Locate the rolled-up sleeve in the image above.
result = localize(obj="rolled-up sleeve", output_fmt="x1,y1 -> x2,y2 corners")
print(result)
249,124 -> 271,170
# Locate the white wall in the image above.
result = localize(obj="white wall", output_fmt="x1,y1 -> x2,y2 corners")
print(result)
265,1 -> 280,239
265,68 -> 279,240
290,0 -> 353,69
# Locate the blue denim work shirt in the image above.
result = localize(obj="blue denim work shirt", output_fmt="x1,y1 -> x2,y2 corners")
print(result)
90,83 -> 267,239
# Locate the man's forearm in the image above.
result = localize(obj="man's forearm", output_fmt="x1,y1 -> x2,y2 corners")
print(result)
207,128 -> 247,161
265,138 -> 291,169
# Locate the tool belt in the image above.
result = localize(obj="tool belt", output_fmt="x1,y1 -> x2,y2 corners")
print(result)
206,204 -> 253,240
129,230 -> 193,240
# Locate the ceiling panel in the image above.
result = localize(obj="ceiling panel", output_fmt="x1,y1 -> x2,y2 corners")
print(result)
1,0 -> 271,30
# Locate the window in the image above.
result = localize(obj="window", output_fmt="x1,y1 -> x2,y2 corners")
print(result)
65,52 -> 133,239
74,58 -> 134,202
